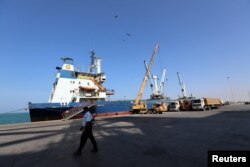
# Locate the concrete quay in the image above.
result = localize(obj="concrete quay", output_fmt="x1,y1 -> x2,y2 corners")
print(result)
1,104 -> 250,167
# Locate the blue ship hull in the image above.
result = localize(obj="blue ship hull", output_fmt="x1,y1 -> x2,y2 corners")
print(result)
29,101 -> 133,122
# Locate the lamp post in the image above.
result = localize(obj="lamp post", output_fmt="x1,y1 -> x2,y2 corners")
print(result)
227,76 -> 235,102
248,91 -> 250,101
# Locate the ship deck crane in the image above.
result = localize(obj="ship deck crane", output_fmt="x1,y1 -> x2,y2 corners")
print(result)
159,68 -> 166,95
144,61 -> 156,97
131,44 -> 159,114
177,72 -> 187,98
176,72 -> 194,111
144,67 -> 168,113
144,62 -> 166,99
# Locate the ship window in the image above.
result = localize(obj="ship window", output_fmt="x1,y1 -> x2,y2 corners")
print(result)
79,82 -> 81,84
73,90 -> 75,93
73,81 -> 75,84
87,82 -> 90,86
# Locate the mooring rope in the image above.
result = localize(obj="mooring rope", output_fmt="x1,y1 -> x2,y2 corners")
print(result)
0,108 -> 28,115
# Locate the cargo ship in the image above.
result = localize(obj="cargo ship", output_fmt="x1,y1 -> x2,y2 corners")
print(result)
28,52 -> 131,122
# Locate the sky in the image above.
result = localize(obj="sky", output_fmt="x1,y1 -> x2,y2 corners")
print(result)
0,0 -> 250,112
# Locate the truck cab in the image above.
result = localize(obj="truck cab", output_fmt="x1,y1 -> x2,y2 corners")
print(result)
179,99 -> 192,111
169,101 -> 180,111
191,98 -> 205,111
150,102 -> 168,114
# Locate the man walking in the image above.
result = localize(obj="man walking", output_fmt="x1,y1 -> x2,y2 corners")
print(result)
74,107 -> 98,156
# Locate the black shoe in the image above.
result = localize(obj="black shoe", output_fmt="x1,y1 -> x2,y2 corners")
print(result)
91,149 -> 98,153
73,151 -> 81,156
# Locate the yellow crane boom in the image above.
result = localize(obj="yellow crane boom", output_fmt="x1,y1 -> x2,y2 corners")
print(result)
131,44 -> 159,113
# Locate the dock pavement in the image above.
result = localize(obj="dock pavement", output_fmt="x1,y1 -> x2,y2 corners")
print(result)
1,104 -> 250,167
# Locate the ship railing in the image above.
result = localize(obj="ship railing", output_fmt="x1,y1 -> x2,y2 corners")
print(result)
61,101 -> 95,121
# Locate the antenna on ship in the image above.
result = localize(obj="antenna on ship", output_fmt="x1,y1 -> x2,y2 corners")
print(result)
89,50 -> 102,74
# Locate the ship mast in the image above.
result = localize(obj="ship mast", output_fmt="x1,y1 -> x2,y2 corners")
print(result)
90,50 -> 95,73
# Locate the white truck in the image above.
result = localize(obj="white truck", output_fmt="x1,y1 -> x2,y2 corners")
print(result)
168,101 -> 180,111
191,98 -> 222,111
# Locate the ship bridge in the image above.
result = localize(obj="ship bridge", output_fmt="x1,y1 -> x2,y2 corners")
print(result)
61,58 -> 74,65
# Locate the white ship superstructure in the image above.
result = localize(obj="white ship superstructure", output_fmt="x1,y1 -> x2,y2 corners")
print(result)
48,52 -> 109,104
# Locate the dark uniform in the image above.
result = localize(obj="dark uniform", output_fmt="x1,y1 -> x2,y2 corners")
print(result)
74,111 -> 98,156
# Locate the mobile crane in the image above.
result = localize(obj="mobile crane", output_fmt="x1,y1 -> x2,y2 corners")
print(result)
131,44 -> 159,114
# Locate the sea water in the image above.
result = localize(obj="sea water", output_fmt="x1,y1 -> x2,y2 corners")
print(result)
0,112 -> 30,125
